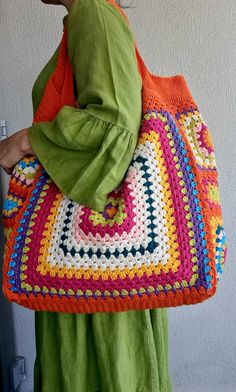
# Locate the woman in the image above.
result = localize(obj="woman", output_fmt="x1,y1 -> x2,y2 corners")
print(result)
0,0 -> 173,391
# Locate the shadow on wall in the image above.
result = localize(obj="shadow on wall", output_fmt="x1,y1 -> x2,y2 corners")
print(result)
0,172 -> 16,392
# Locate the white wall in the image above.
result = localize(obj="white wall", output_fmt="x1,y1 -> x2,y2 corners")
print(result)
0,1 -> 235,391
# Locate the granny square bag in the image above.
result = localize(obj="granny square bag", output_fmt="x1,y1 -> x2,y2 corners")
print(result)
2,0 -> 227,313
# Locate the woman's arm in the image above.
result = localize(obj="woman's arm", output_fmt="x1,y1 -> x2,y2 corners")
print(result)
1,0 -> 142,212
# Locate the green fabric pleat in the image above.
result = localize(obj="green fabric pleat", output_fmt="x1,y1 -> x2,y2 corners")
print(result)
34,309 -> 173,392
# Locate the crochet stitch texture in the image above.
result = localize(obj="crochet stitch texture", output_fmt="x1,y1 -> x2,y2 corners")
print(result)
2,0 -> 227,313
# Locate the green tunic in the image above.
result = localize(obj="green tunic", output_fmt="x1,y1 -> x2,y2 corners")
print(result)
31,1 -> 173,391
28,0 -> 143,212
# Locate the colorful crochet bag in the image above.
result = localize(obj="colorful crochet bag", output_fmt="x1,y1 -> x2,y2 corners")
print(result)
2,0 -> 227,313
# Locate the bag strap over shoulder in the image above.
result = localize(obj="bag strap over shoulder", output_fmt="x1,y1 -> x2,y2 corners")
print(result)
34,0 -> 198,123
106,0 -> 197,114
33,28 -> 76,124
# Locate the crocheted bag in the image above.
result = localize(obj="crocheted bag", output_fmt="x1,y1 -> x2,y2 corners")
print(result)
2,0 -> 227,313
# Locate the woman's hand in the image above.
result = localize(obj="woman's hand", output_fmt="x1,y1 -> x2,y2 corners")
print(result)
0,128 -> 35,175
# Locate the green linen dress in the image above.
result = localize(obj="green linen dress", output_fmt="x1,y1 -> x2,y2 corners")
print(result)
29,1 -> 173,391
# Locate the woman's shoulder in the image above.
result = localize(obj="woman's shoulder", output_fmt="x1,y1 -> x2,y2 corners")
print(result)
64,0 -> 142,131
69,0 -> 125,17
66,0 -> 135,41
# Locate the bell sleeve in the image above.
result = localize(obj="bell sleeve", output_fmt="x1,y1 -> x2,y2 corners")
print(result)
28,0 -> 142,212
